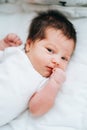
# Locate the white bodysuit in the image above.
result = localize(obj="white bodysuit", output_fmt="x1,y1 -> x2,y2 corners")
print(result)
0,47 -> 46,126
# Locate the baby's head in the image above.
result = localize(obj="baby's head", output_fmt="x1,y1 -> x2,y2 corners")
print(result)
27,9 -> 76,44
25,10 -> 76,77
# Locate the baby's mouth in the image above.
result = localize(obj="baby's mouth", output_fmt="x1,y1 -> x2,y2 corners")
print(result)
46,66 -> 53,73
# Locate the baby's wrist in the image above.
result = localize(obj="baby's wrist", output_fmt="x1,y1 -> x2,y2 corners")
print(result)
50,77 -> 63,85
0,40 -> 7,50
49,77 -> 62,89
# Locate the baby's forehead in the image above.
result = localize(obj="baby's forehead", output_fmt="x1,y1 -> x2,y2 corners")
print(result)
45,27 -> 75,43
45,28 -> 66,37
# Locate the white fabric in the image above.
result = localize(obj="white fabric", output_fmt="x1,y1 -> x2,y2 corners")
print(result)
1,59 -> 87,130
22,0 -> 87,6
0,2 -> 87,18
0,47 -> 46,126
0,4 -> 87,130
1,0 -> 87,6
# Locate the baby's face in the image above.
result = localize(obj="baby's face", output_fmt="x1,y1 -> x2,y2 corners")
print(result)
26,28 -> 75,77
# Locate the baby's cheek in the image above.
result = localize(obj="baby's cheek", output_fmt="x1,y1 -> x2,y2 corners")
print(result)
61,63 -> 68,71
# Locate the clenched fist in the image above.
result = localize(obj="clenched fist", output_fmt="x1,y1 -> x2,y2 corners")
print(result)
50,68 -> 66,86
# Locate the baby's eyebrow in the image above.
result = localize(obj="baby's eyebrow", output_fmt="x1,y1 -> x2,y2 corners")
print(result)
46,43 -> 56,49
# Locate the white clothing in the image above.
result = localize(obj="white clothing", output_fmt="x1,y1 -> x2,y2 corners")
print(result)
0,47 -> 46,126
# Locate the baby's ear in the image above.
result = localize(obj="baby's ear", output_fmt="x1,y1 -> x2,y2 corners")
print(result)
25,39 -> 31,52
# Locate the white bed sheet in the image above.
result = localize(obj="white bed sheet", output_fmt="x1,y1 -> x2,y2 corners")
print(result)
0,3 -> 87,130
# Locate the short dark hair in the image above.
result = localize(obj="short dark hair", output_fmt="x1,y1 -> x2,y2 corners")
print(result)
27,10 -> 76,45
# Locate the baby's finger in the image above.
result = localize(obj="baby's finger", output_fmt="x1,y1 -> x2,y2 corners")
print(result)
9,40 -> 22,46
10,38 -> 22,46
51,68 -> 66,83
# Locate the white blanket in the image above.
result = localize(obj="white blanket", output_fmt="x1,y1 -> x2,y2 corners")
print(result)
0,3 -> 87,130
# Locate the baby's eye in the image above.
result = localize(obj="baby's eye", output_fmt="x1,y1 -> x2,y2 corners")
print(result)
47,48 -> 54,53
61,57 -> 68,61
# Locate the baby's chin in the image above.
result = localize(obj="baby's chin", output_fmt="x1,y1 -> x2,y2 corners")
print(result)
42,71 -> 52,78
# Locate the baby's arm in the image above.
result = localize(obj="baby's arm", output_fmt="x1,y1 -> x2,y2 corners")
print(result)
0,33 -> 22,50
29,68 -> 66,116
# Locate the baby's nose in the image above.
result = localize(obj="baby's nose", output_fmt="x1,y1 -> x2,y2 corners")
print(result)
52,56 -> 61,66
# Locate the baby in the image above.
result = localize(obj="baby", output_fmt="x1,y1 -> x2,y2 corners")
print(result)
0,10 -> 76,120
0,33 -> 66,117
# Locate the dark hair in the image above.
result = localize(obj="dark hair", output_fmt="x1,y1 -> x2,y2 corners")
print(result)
27,10 -> 76,45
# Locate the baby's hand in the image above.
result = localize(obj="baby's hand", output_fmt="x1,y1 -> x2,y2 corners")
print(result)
0,33 -> 22,50
4,33 -> 22,46
50,68 -> 66,85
